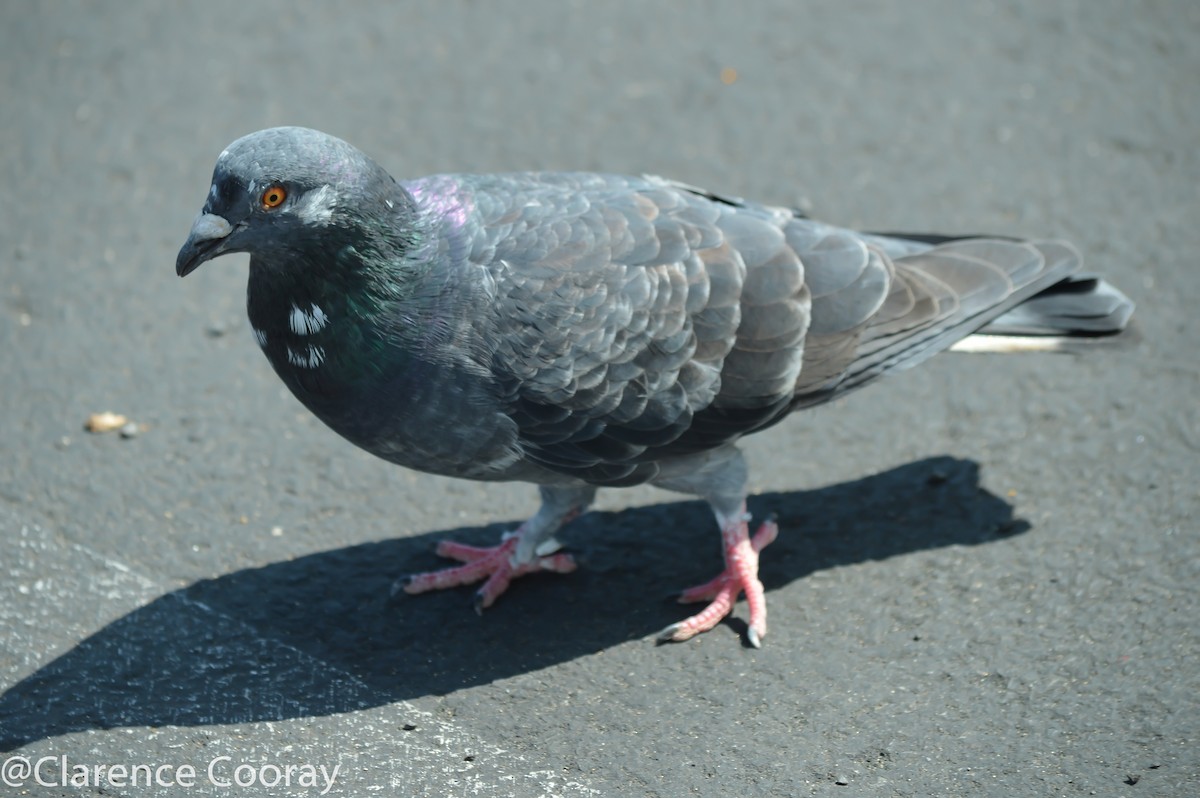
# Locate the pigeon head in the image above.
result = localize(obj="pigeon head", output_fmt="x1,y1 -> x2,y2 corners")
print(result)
176,127 -> 403,277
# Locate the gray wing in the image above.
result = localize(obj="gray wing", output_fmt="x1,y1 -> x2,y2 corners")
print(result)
451,173 -> 1096,486
458,173 -> 812,486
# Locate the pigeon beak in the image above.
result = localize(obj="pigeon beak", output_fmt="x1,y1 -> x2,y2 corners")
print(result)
176,213 -> 235,277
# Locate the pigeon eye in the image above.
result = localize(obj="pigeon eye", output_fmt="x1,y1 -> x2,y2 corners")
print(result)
260,185 -> 287,209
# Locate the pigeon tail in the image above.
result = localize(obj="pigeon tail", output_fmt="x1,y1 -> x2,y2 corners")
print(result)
866,231 -> 1136,352
952,273 -> 1137,353
792,237 -> 1135,409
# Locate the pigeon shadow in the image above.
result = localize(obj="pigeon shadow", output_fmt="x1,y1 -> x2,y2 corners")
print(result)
0,456 -> 1027,751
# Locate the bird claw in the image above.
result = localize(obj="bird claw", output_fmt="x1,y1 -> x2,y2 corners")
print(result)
658,515 -> 777,647
397,534 -> 576,611
656,617 -> 763,648
655,621 -> 688,644
389,574 -> 413,599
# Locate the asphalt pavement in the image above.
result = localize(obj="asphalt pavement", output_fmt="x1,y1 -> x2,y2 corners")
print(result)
1,2 -> 1197,796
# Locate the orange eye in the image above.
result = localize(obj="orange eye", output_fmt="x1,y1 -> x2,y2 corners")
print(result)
260,185 -> 287,209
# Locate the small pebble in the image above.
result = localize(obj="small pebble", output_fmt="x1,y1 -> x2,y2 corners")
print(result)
85,411 -> 127,433
119,422 -> 139,439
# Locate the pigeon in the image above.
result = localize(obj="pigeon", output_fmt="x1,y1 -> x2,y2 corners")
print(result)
176,126 -> 1134,647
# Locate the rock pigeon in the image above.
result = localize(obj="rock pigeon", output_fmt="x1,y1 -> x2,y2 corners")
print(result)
176,126 -> 1134,647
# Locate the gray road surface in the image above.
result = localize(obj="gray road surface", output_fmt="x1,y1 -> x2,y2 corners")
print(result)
1,2 -> 1197,796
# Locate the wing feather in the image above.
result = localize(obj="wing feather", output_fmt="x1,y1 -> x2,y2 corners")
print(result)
429,173 -> 1092,485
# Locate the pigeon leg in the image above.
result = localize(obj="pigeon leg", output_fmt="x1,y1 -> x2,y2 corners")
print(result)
656,508 -> 777,648
395,483 -> 595,612
650,445 -> 777,646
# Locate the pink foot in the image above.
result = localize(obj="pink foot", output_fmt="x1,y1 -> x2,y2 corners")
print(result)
658,513 -> 778,647
396,531 -> 577,613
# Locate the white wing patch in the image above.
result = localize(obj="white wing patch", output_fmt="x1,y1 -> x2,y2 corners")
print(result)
252,327 -> 268,348
286,345 -> 326,369
289,303 -> 329,336
294,185 -> 337,224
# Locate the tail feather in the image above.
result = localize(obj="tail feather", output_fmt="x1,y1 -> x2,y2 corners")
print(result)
791,234 -> 1135,408
843,239 -> 1078,381
973,273 -> 1135,336
864,231 -> 1135,343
